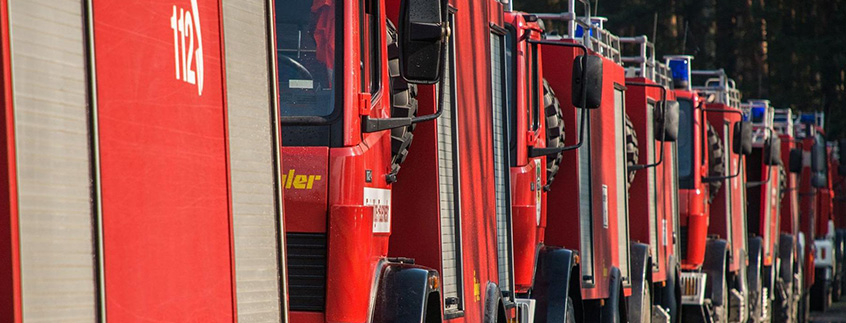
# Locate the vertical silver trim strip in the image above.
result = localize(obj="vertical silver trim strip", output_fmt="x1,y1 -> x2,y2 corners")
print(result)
266,0 -> 289,320
83,0 -> 107,320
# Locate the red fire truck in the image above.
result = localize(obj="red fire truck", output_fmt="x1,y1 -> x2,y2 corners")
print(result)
620,36 -> 682,323
793,113 -> 836,312
668,56 -> 755,322
524,5 -> 639,321
742,100 -> 784,322
771,108 -> 806,322
2,0 -> 290,322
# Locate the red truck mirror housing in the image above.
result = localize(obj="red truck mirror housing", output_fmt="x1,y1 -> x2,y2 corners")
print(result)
398,0 -> 449,84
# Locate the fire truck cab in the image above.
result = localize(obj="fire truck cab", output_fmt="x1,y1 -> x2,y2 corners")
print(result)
620,35 -> 682,323
670,55 -> 754,322
742,99 -> 784,322
531,4 -> 638,321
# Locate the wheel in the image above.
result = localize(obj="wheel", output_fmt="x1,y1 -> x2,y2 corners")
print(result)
706,122 -> 725,203
749,265 -> 764,322
542,79 -> 565,189
773,275 -> 793,323
386,20 -> 418,177
625,113 -> 639,190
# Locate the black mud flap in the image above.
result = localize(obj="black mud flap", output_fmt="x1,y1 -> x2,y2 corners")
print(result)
483,282 -> 508,323
371,262 -> 441,323
747,237 -> 763,314
703,239 -> 729,306
628,243 -> 650,323
531,246 -> 576,322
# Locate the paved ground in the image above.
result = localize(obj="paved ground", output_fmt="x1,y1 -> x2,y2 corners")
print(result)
810,299 -> 846,323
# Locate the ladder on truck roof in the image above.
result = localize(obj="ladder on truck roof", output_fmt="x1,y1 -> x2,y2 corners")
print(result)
691,69 -> 742,108
531,0 -> 621,63
619,35 -> 673,87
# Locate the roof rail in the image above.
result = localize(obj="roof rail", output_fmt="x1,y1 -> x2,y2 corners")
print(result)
740,100 -> 773,144
531,0 -> 621,63
691,69 -> 741,108
772,108 -> 794,137
619,35 -> 672,87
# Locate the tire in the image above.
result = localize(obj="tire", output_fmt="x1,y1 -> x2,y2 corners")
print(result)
542,79 -> 565,189
625,113 -> 639,190
773,275 -> 793,323
714,275 -> 729,323
706,122 -> 725,203
386,20 -> 418,177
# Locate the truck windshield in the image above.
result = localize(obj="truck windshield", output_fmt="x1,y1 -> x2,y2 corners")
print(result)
277,0 -> 340,117
677,98 -> 694,185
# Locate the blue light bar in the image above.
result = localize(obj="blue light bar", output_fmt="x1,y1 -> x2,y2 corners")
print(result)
751,107 -> 765,123
666,56 -> 692,89
800,114 -> 815,124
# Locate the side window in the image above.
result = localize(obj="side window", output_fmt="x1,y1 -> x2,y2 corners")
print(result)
491,29 -> 514,299
505,25 -> 518,166
525,43 -> 540,132
437,11 -> 464,314
359,0 -> 380,95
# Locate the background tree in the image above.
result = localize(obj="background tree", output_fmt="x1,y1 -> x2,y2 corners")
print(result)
514,0 -> 846,138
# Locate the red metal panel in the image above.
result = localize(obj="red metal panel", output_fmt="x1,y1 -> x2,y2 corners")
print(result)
282,147 -> 329,233
91,0 -> 235,321
0,0 -> 21,320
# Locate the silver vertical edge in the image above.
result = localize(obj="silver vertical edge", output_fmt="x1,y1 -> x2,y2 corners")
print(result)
83,0 -> 107,321
266,0 -> 289,320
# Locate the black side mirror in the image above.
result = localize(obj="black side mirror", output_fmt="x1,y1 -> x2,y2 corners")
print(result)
789,148 -> 803,174
764,135 -> 781,166
399,0 -> 448,84
572,55 -> 603,109
812,143 -> 826,173
812,173 -> 827,188
655,100 -> 679,142
733,121 -> 752,155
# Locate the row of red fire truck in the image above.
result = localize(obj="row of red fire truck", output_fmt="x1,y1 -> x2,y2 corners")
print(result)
2,0 -> 845,322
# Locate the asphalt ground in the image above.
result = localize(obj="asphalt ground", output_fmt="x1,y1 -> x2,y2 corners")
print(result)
810,299 -> 846,323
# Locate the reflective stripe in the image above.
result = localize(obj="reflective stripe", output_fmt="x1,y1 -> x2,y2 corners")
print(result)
9,0 -> 97,320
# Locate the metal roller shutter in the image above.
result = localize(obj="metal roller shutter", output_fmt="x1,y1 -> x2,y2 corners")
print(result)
437,15 -> 463,310
614,88 -> 630,282
9,0 -> 97,320
222,0 -> 284,321
490,32 -> 513,294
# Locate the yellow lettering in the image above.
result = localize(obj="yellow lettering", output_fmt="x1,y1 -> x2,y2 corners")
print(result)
307,175 -> 322,189
285,169 -> 295,189
293,175 -> 308,189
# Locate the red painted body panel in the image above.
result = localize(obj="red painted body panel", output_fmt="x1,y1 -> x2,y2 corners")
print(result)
544,43 -> 631,300
503,12 -> 547,294
626,78 -> 678,282
778,134 -> 801,255
798,136 -> 818,286
92,0 -> 236,321
674,90 -> 710,271
282,147 -> 329,233
706,103 -> 747,273
0,1 -> 21,320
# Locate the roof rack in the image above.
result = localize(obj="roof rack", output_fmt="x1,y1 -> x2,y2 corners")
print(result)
740,100 -> 773,145
691,69 -> 741,108
772,108 -> 794,137
619,36 -> 672,87
531,0 -> 621,63
793,112 -> 825,139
